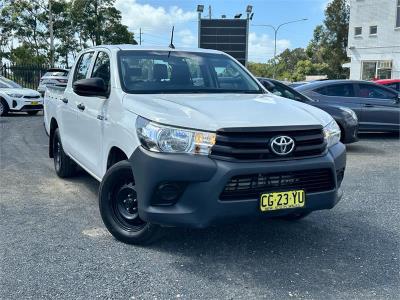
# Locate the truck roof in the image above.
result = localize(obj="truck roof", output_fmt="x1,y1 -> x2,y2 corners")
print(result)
89,44 -> 224,55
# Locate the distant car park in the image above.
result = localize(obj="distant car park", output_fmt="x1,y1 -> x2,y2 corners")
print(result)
258,77 -> 359,144
37,68 -> 69,96
295,80 -> 400,133
374,79 -> 400,92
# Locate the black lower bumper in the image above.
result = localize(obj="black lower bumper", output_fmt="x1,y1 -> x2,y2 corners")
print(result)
130,143 -> 346,228
340,118 -> 359,144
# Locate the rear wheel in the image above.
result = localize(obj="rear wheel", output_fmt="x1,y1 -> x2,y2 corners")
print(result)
0,98 -> 9,116
52,128 -> 77,178
27,111 -> 39,116
99,161 -> 160,245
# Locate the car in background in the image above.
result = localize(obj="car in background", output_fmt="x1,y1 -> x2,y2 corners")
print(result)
0,76 -> 43,116
374,79 -> 400,93
289,81 -> 309,88
37,68 -> 69,96
258,78 -> 358,144
295,80 -> 400,133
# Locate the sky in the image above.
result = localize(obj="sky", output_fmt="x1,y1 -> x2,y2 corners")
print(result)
115,0 -> 332,63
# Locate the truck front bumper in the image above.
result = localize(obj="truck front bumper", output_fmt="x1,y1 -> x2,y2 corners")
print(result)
130,143 -> 346,228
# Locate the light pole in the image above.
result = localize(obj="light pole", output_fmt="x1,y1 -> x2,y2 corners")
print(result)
253,18 -> 307,78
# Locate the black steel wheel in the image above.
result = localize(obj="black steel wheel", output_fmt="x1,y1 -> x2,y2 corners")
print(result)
52,128 -> 76,178
99,160 -> 160,245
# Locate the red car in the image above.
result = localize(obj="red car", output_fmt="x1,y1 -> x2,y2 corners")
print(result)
374,79 -> 400,92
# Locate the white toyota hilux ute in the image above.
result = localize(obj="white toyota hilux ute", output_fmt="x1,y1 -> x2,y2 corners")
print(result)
44,45 -> 346,245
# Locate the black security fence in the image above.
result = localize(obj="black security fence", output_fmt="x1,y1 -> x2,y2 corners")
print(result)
0,63 -> 50,90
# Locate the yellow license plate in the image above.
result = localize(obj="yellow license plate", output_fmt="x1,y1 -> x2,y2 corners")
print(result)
260,190 -> 305,212
31,101 -> 39,105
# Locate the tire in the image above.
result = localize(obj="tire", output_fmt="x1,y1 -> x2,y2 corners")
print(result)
0,98 -> 9,116
338,124 -> 345,143
52,128 -> 76,178
99,160 -> 160,245
280,211 -> 311,221
27,111 -> 39,116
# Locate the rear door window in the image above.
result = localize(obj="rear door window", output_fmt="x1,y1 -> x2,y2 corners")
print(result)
384,83 -> 399,92
315,84 -> 355,97
73,52 -> 94,83
357,83 -> 397,100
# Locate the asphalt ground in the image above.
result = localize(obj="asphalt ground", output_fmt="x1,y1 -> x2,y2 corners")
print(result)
0,113 -> 399,300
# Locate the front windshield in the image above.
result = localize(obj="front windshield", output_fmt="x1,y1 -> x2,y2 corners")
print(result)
118,50 -> 262,94
0,77 -> 22,88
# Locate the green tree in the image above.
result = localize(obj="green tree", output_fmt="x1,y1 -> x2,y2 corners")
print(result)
292,60 -> 329,81
52,0 -> 79,67
71,0 -> 135,46
306,0 -> 350,78
2,0 -> 49,60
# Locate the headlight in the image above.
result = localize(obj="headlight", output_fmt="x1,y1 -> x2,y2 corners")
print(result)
136,116 -> 216,155
6,93 -> 23,98
323,120 -> 341,148
339,106 -> 357,120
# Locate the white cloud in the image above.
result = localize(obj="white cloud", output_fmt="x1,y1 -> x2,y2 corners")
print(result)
248,32 -> 291,63
176,29 -> 197,47
114,1 -> 293,62
115,0 -> 196,34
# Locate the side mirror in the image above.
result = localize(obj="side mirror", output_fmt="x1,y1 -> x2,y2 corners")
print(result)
73,78 -> 109,97
260,80 -> 275,91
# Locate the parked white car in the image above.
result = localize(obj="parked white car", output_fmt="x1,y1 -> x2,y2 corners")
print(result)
0,76 -> 43,116
44,45 -> 346,245
37,68 -> 69,96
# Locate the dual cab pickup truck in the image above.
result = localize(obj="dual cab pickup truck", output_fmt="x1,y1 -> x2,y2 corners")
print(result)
44,45 -> 346,245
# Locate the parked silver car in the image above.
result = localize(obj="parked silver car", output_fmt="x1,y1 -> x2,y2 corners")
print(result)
37,68 -> 69,96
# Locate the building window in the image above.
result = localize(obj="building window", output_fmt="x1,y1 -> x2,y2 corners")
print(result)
397,0 -> 400,28
354,27 -> 362,36
361,61 -> 392,80
369,25 -> 378,35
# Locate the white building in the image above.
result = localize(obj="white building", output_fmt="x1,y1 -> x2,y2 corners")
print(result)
347,0 -> 400,80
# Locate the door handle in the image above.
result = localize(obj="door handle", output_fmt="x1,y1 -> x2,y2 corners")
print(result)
363,104 -> 374,107
77,103 -> 85,111
61,98 -> 68,104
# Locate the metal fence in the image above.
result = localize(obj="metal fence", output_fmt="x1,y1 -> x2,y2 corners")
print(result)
0,63 -> 49,90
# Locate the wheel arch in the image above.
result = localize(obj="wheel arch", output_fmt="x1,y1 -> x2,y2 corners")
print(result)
49,118 -> 59,158
106,146 -> 129,170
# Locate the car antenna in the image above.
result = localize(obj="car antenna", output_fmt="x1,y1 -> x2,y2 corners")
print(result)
168,26 -> 175,58
169,26 -> 175,49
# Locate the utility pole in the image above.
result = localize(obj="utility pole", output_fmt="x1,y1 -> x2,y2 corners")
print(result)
49,0 -> 54,67
253,18 -> 307,78
139,28 -> 142,45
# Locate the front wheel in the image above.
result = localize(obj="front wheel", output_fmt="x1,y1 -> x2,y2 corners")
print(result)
0,98 -> 9,116
99,161 -> 160,245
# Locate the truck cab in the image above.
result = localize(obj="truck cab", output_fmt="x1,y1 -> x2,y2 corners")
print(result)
44,45 -> 346,245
